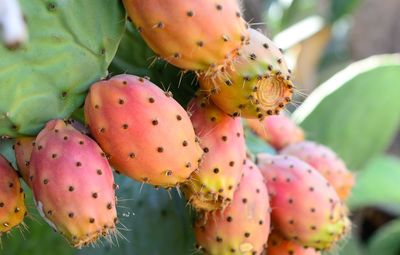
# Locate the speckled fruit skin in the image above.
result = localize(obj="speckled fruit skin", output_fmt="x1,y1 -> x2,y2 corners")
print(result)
267,231 -> 321,255
195,160 -> 270,255
30,120 -> 117,248
122,0 -> 248,72
199,28 -> 293,119
14,137 -> 35,188
182,95 -> 246,211
257,154 -> 350,250
280,141 -> 355,200
84,74 -> 203,188
0,154 -> 27,234
247,114 -> 304,150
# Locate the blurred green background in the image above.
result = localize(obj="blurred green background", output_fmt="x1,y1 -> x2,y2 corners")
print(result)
1,0 -> 400,254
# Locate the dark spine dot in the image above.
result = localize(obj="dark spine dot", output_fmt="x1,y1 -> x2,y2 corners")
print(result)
213,168 -> 219,174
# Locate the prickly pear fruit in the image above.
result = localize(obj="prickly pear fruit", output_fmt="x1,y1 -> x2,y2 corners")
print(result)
257,154 -> 350,250
30,120 -> 117,248
122,0 -> 248,72
195,160 -> 270,255
280,141 -> 355,200
84,74 -> 203,188
14,137 -> 35,187
267,231 -> 321,255
182,95 -> 246,211
247,114 -> 304,150
199,28 -> 293,119
0,154 -> 27,234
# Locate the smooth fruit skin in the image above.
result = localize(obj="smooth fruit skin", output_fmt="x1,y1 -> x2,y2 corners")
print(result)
84,74 -> 203,188
0,154 -> 27,234
267,231 -> 321,255
30,120 -> 117,248
280,141 -> 355,200
195,160 -> 270,255
14,137 -> 35,187
199,28 -> 293,119
183,95 -> 246,211
247,114 -> 304,150
123,0 -> 248,72
257,154 -> 350,250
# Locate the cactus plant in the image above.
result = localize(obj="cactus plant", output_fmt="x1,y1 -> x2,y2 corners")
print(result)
0,0 -> 125,137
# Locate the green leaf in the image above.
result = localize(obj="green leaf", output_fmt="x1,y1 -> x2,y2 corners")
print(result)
293,54 -> 400,170
109,22 -> 198,107
367,219 -> 400,255
348,155 -> 400,211
79,177 -> 196,255
0,0 -> 125,137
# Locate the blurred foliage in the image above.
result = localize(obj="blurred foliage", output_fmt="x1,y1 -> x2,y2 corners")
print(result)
349,156 -> 400,212
367,219 -> 400,255
329,0 -> 361,22
265,0 -> 361,35
79,177 -> 195,255
293,55 -> 400,170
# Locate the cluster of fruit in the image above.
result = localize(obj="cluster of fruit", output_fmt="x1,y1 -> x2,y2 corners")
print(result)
0,1 -> 355,254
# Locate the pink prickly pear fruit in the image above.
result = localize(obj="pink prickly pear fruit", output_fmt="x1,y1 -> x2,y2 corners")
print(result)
182,94 -> 246,211
14,137 -> 35,187
267,231 -> 321,255
0,154 -> 27,234
30,120 -> 117,248
199,28 -> 293,119
84,74 -> 203,188
122,0 -> 248,72
246,114 -> 304,150
257,154 -> 350,250
280,141 -> 355,200
195,160 -> 270,255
